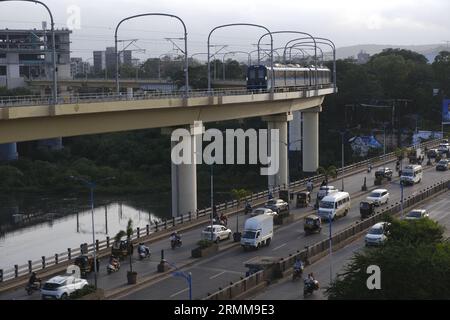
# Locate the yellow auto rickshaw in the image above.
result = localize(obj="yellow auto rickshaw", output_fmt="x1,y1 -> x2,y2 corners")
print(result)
304,214 -> 322,235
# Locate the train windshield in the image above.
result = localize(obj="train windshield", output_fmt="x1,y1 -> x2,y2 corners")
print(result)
249,69 -> 256,80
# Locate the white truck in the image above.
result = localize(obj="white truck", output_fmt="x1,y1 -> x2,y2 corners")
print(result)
240,214 -> 274,250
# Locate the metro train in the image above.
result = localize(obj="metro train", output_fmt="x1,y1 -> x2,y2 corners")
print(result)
246,64 -> 332,91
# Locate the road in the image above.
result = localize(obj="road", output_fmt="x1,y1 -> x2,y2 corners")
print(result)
250,190 -> 450,300
2,159 -> 448,300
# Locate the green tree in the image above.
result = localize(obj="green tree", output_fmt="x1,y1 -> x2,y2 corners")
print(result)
432,51 -> 450,97
326,218 -> 450,299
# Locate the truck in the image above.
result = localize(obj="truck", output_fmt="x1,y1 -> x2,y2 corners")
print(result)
240,214 -> 274,250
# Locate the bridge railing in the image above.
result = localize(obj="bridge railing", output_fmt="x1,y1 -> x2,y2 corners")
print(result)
0,84 -> 333,108
0,138 -> 441,284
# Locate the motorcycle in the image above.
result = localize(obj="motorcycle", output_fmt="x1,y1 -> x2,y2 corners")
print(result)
292,266 -> 304,281
303,279 -> 320,297
138,247 -> 151,260
367,164 -> 372,173
244,204 -> 252,214
25,282 -> 41,295
171,238 -> 182,249
106,259 -> 121,274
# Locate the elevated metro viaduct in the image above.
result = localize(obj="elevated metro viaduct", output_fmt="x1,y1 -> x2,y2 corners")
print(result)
0,87 -> 335,217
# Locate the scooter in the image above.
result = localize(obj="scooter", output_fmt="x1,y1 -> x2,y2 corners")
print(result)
171,238 -> 182,249
138,247 -> 151,260
303,279 -> 319,297
25,282 -> 41,295
292,266 -> 304,281
106,259 -> 121,274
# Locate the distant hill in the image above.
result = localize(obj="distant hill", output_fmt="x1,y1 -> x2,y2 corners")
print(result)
336,44 -> 449,62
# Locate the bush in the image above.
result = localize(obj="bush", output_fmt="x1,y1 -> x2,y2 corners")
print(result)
197,239 -> 214,249
69,284 -> 96,299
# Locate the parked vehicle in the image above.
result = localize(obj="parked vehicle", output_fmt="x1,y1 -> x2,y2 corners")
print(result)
106,255 -> 121,274
250,207 -> 276,217
365,222 -> 390,247
317,192 -> 351,221
400,165 -> 423,185
240,214 -> 274,250
264,198 -> 289,213
404,209 -> 429,220
375,167 -> 393,180
359,201 -> 375,219
436,159 -> 450,171
366,189 -> 390,206
41,275 -> 88,299
201,224 -> 232,243
304,214 -> 322,234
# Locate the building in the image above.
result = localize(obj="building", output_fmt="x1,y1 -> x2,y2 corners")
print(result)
93,47 -> 132,74
357,50 -> 370,64
0,28 -> 72,89
70,57 -> 90,78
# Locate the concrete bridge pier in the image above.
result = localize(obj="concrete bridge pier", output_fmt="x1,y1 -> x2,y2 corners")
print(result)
263,113 -> 293,191
127,87 -> 133,99
302,106 -> 321,173
169,121 -> 204,218
0,143 -> 18,161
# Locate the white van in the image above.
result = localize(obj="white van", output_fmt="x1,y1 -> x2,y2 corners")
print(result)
400,165 -> 423,185
240,214 -> 274,250
318,191 -> 351,221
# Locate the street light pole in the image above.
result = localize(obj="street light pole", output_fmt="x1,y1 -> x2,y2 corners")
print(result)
210,164 -> 214,241
328,213 -> 332,284
88,182 -> 98,289
341,132 -> 345,191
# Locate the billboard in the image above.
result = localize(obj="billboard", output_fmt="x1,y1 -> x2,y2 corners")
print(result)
443,99 -> 450,124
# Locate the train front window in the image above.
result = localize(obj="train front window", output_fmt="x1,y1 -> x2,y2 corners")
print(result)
258,68 -> 265,79
249,69 -> 256,80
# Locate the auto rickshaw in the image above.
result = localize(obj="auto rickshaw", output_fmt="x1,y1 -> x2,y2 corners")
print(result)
304,214 -> 322,235
296,191 -> 311,208
111,239 -> 131,260
360,201 -> 375,219
74,254 -> 95,277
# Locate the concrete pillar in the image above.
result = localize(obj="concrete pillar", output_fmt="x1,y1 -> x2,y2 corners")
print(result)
127,87 -> 133,99
170,122 -> 204,217
302,106 -> 321,173
263,113 -> 293,191
0,143 -> 18,161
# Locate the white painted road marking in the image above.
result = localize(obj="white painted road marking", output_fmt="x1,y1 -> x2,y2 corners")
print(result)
209,271 -> 226,279
272,243 -> 287,251
170,287 -> 189,298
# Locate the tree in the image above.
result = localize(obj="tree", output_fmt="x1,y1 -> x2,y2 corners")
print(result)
326,218 -> 450,299
317,166 -> 337,182
432,51 -> 450,97
126,218 -> 134,272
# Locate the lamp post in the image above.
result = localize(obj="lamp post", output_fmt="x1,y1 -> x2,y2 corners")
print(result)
328,213 -> 332,284
167,260 -> 192,300
340,131 -> 345,191
70,176 -> 115,288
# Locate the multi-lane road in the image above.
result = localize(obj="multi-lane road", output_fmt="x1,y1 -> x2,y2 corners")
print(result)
251,190 -> 450,300
2,159 -> 449,300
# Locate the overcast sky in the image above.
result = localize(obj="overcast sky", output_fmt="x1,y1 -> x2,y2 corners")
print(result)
0,0 -> 449,61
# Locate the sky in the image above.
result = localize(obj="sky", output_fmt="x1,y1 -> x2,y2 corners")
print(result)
0,0 -> 449,61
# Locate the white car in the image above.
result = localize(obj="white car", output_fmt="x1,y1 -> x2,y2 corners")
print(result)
366,189 -> 390,206
250,207 -> 276,217
365,222 -> 390,247
201,224 -> 232,243
41,275 -> 89,299
437,143 -> 449,154
404,209 -> 429,220
264,199 -> 289,213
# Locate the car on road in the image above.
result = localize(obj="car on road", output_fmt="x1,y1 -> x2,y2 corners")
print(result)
250,207 -> 276,217
404,209 -> 429,221
264,198 -> 288,213
366,189 -> 390,206
41,275 -> 88,299
201,224 -> 232,242
427,148 -> 438,159
375,167 -> 393,180
436,159 -> 450,171
365,222 -> 390,247
437,143 -> 449,154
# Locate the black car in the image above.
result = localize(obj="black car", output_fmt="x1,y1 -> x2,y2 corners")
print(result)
375,167 -> 393,180
436,159 -> 450,171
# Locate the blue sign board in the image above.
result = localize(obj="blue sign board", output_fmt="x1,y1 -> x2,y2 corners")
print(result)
443,99 -> 450,124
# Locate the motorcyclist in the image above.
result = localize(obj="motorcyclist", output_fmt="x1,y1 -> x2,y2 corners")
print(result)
396,160 -> 400,171
368,162 -> 373,173
137,242 -> 150,256
170,231 -> 181,243
220,213 -> 228,226
306,179 -> 314,192
245,202 -> 252,214
293,259 -> 304,272
109,255 -> 119,266
28,272 -> 41,287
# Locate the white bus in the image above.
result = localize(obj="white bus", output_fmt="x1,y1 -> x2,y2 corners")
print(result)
318,191 -> 351,221
400,165 -> 423,186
